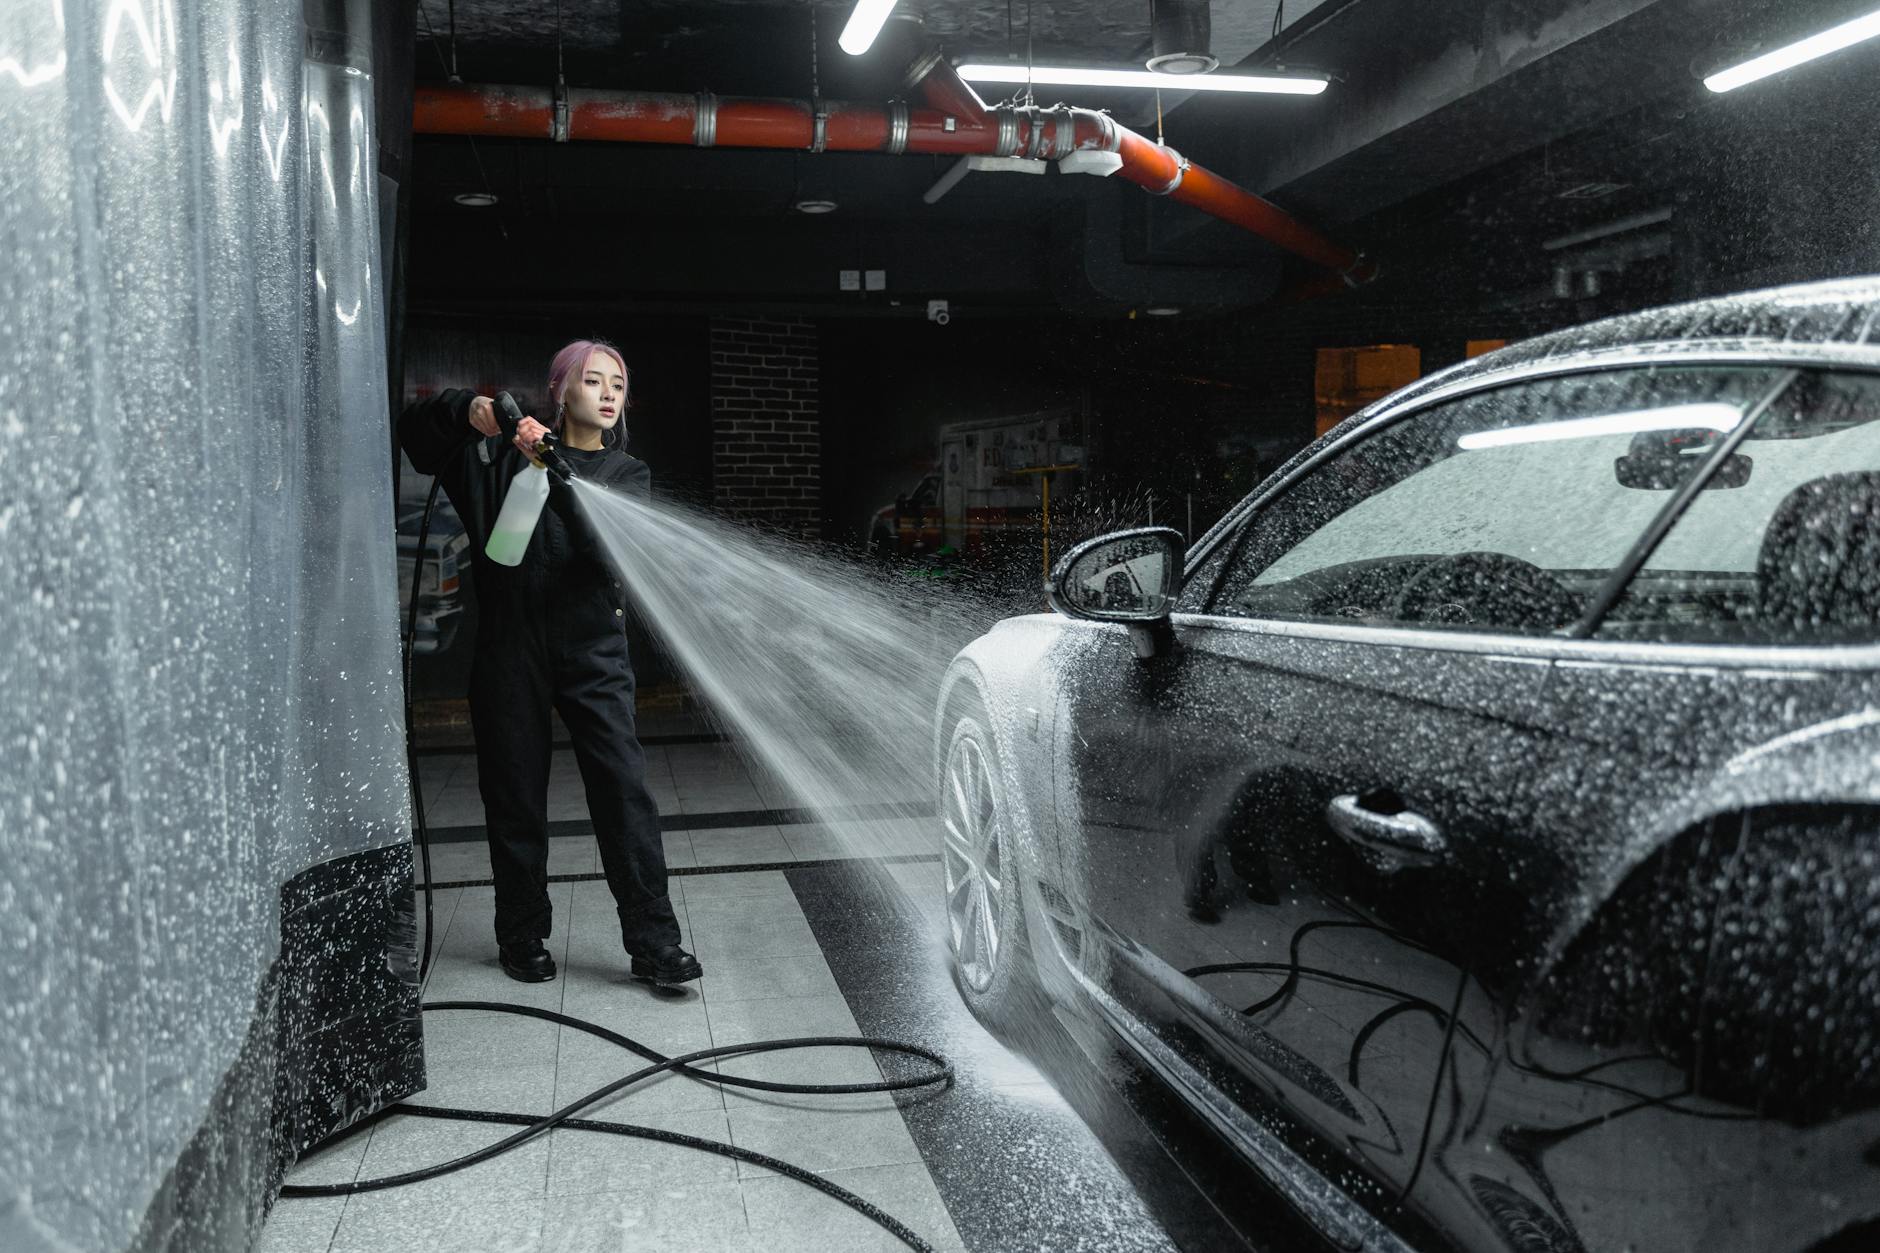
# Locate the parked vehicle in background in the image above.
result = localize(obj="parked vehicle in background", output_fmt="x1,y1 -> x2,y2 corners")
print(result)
937,277 -> 1880,1253
396,478 -> 470,656
870,410 -> 1085,558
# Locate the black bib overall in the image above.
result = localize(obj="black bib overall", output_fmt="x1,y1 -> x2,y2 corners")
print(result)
398,388 -> 680,953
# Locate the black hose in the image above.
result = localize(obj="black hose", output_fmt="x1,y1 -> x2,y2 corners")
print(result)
279,1001 -> 954,1251
402,476 -> 442,981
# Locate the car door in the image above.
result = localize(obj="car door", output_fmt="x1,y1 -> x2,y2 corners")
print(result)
1470,364 -> 1880,1253
1057,362 -> 1804,1251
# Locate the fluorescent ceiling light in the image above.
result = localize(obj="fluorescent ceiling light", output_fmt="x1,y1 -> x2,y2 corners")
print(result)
1457,403 -> 1743,451
956,63 -> 1328,95
839,0 -> 899,56
1705,6 -> 1880,92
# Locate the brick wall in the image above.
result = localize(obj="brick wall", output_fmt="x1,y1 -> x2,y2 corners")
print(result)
710,316 -> 819,533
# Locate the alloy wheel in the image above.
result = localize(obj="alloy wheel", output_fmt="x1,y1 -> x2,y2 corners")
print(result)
943,729 -> 1005,993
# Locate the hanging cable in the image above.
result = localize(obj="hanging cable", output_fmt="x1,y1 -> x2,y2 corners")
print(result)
807,0 -> 828,152
1150,0 -> 1164,143
415,0 -> 508,239
1023,0 -> 1036,108
810,0 -> 821,100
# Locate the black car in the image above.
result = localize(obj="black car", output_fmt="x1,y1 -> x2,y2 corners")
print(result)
935,277 -> 1880,1253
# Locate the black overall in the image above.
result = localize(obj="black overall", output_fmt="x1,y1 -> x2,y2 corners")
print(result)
398,388 -> 680,953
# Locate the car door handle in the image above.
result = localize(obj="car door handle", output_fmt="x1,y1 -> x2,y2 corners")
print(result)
1326,793 -> 1447,867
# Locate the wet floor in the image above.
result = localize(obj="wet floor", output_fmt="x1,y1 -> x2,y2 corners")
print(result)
258,739 -> 1226,1253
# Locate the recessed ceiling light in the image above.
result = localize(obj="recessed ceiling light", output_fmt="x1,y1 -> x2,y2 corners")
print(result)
1145,52 -> 1219,75
956,63 -> 1327,95
453,191 -> 498,207
1143,306 -> 1183,317
794,198 -> 839,214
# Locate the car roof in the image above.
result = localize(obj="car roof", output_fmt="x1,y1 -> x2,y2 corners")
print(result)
1376,275 -> 1880,415
1193,276 -> 1880,558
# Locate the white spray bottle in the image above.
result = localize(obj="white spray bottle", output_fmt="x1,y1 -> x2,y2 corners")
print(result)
484,392 -> 574,567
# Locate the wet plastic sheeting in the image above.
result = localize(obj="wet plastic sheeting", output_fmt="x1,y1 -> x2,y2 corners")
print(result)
0,3 -> 410,1250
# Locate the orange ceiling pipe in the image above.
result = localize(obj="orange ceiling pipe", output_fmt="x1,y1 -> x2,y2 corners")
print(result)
412,58 -> 1374,287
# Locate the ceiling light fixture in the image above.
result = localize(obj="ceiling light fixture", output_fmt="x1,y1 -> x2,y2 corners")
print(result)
839,0 -> 900,56
794,197 -> 839,214
1704,6 -> 1880,92
956,63 -> 1327,95
452,191 -> 497,207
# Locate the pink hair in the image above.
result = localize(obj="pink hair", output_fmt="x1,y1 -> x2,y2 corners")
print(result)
546,339 -> 630,435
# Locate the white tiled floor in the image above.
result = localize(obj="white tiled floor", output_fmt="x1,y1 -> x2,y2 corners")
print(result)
263,863 -> 967,1253
261,747 -> 965,1253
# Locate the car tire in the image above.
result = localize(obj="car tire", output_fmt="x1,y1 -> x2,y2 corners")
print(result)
941,709 -> 1034,1031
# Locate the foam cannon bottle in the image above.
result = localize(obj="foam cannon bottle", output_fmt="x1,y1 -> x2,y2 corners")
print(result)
485,391 -> 578,567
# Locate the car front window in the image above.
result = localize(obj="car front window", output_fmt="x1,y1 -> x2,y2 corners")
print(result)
1208,365 -> 1795,636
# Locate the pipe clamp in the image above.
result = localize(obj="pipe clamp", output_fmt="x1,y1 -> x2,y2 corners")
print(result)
994,107 -> 1020,158
693,91 -> 718,147
1150,154 -> 1191,196
885,101 -> 911,155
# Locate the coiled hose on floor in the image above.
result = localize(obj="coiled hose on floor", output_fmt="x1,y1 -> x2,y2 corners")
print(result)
279,1001 -> 954,1251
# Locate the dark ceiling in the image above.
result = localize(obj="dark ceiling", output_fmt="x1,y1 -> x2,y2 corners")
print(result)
403,0 -> 1880,320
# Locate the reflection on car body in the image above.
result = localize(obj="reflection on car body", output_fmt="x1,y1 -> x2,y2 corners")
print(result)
936,278 -> 1880,1253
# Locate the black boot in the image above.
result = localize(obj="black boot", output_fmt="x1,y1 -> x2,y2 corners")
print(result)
629,944 -> 703,987
499,938 -> 557,983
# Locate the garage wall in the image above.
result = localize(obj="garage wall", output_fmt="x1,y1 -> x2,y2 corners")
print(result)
711,316 -> 823,533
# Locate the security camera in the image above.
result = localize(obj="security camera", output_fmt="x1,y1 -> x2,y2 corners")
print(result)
927,299 -> 950,326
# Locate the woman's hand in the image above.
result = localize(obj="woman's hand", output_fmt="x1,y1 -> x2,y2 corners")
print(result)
468,395 -> 501,438
468,396 -> 548,457
514,417 -> 550,458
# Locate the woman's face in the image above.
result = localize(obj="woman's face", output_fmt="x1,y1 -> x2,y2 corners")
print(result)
562,351 -> 626,434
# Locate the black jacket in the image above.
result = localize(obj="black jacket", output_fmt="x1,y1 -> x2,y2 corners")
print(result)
398,387 -> 649,604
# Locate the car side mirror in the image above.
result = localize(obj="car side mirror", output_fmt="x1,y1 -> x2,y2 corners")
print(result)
1048,527 -> 1185,658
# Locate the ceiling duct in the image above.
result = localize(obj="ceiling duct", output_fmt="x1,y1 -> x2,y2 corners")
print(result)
411,54 -> 1375,289
1147,0 -> 1218,75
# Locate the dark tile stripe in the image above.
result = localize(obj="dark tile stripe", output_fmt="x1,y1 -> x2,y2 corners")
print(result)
413,730 -> 726,758
419,853 -> 939,890
417,801 -> 931,844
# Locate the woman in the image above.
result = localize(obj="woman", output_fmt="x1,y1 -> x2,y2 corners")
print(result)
399,339 -> 701,988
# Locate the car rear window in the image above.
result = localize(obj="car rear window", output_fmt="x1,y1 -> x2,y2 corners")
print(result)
1595,369 -> 1880,644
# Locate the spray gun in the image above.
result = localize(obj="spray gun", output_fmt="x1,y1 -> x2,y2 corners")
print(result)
493,391 -> 576,485
484,390 -> 579,566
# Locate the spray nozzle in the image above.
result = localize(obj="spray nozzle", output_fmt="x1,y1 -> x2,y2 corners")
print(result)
493,390 -> 577,485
